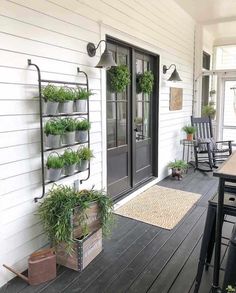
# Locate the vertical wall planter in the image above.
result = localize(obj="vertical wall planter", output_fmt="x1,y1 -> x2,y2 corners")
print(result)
28,59 -> 91,201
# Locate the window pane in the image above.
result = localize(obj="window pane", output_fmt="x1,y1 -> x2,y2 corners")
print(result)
117,102 -> 127,146
117,54 -> 127,65
143,102 -> 150,139
107,102 -> 116,148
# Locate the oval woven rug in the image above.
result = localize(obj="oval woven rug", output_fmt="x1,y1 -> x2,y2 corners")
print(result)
114,185 -> 201,230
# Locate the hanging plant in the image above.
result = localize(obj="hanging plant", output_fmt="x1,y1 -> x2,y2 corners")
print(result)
137,70 -> 154,94
108,65 -> 130,93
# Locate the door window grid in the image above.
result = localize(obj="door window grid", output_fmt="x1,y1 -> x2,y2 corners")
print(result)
107,50 -> 128,149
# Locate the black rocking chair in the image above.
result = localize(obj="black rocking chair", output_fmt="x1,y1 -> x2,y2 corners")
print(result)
191,116 -> 233,172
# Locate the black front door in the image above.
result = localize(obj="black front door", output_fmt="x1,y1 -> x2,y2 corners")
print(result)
107,38 -> 158,200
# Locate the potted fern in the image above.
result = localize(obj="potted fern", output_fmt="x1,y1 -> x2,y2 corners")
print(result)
168,160 -> 188,180
107,65 -> 130,93
136,71 -> 154,94
75,120 -> 91,143
74,88 -> 93,113
42,84 -> 59,115
62,149 -> 80,176
77,147 -> 93,171
61,118 -> 76,145
44,119 -> 64,148
182,125 -> 196,141
46,153 -> 64,181
58,87 -> 75,114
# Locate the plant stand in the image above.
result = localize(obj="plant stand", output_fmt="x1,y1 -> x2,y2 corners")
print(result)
56,229 -> 102,271
180,139 -> 195,171
28,60 -> 91,202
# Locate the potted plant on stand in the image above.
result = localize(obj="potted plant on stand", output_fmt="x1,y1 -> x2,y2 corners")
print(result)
42,84 -> 59,115
61,118 -> 76,145
75,120 -> 91,143
37,185 -> 114,271
77,147 -> 93,171
182,125 -> 196,141
58,87 -> 75,114
74,88 -> 93,113
168,160 -> 188,180
46,153 -> 64,181
62,149 -> 79,176
44,119 -> 64,148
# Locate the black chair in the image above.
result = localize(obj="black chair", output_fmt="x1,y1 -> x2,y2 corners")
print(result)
191,116 -> 232,172
194,192 -> 236,293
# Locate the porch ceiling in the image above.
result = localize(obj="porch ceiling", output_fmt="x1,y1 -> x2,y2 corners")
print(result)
175,0 -> 236,44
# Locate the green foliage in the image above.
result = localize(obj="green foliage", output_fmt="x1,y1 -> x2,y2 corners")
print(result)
202,101 -> 216,118
108,65 -> 131,93
44,119 -> 64,136
182,125 -> 196,134
74,88 -> 93,100
57,87 -> 75,102
78,147 -> 94,161
62,149 -> 79,166
134,117 -> 143,124
37,185 -> 114,250
60,118 -> 76,132
42,84 -> 59,102
46,155 -> 64,169
76,120 -> 91,131
226,286 -> 236,293
137,71 -> 154,94
168,160 -> 188,170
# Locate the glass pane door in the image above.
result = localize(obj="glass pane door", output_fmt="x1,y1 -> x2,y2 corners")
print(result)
223,80 -> 236,143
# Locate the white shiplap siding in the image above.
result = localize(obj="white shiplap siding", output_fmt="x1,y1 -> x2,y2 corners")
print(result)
0,0 -> 195,286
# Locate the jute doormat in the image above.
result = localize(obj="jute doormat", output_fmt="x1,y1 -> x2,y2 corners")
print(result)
114,185 -> 201,230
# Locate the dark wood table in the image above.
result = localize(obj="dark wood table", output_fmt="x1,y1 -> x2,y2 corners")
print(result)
213,152 -> 236,292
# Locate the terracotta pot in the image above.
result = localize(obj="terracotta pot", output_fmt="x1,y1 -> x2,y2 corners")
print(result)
187,133 -> 193,141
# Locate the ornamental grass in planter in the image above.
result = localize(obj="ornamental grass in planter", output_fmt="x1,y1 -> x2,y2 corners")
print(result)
74,88 -> 93,113
136,70 -> 154,94
75,120 -> 91,143
168,160 -> 188,181
57,87 -> 75,114
61,118 -> 76,145
62,149 -> 80,176
46,153 -> 64,181
77,147 -> 94,171
37,185 -> 114,251
42,84 -> 59,115
182,125 -> 196,141
44,119 -> 64,148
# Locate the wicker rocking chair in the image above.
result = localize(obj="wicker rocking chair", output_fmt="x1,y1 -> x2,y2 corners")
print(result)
191,116 -> 233,172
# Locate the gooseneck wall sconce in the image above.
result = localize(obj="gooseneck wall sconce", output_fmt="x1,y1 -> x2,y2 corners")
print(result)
163,64 -> 182,82
87,40 -> 117,69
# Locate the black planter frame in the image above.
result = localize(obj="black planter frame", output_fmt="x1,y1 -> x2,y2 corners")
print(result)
28,59 -> 90,202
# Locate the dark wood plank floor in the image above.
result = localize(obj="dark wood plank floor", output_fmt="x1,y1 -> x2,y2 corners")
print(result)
1,168 -> 234,293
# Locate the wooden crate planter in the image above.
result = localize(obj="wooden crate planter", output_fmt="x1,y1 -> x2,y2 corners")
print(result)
56,229 -> 102,271
72,201 -> 101,239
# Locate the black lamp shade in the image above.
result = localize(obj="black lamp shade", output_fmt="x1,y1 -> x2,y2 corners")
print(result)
168,68 -> 182,82
95,48 -> 117,69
